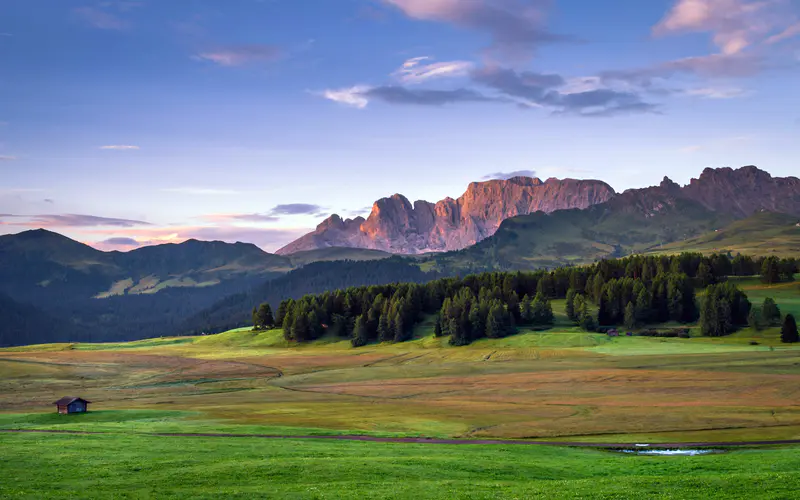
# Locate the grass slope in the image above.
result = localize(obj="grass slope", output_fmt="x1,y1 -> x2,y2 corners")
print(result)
648,211 -> 800,257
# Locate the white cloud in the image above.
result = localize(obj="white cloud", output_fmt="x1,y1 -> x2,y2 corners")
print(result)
320,85 -> 372,109
392,56 -> 474,84
0,155 -> 17,161
99,145 -> 140,150
684,86 -> 749,98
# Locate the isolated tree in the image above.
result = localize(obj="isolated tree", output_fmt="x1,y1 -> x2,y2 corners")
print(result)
781,314 -> 799,343
624,301 -> 637,331
748,306 -> 763,331
251,307 -> 259,331
253,303 -> 274,330
351,315 -> 369,348
761,297 -> 781,326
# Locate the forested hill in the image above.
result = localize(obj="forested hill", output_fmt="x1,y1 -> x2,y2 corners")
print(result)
0,293 -> 79,347
266,254 -> 797,348
182,258 -> 440,335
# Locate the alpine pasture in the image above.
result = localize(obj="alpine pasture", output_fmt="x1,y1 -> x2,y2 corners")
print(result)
1,277 -> 799,497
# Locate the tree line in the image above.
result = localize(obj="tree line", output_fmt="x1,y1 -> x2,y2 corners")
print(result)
249,252 -> 797,347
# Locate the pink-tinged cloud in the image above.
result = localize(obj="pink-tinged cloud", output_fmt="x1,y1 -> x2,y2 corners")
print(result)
3,214 -> 151,228
195,45 -> 283,66
81,225 -> 311,253
654,0 -> 799,55
202,213 -> 281,223
381,0 -> 569,59
392,57 -> 475,83
74,7 -> 127,30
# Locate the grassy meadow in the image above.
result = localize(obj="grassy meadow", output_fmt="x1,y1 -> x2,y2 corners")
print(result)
1,276 -> 799,497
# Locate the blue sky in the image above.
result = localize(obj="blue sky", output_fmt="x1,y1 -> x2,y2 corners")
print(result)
1,0 -> 799,251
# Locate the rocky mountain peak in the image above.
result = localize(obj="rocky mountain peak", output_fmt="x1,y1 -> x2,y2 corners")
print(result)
276,175 -> 616,255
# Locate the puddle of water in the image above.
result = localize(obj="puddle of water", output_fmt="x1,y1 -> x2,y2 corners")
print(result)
615,448 -> 722,456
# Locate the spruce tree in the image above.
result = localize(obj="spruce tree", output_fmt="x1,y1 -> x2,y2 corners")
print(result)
433,315 -> 443,337
378,313 -> 391,342
351,315 -> 369,347
623,301 -> 637,331
748,307 -> 762,331
761,297 -> 781,326
393,312 -> 406,343
781,314 -> 799,343
565,289 -> 577,322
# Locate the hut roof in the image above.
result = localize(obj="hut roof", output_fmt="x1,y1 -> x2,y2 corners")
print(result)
53,396 -> 91,406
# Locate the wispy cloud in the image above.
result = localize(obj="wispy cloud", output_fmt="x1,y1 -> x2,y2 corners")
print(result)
482,170 -> 537,180
162,187 -> 239,195
74,7 -> 127,30
381,0 -> 572,60
202,213 -> 281,223
269,204 -> 327,216
194,45 -> 283,67
684,86 -> 749,99
3,214 -> 152,228
321,86 -> 372,109
0,155 -> 17,161
99,145 -> 140,150
392,56 -> 474,84
83,226 -> 311,253
321,64 -> 658,117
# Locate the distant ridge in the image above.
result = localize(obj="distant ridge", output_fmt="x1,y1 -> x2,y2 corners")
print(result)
277,176 -> 616,255
278,166 -> 800,256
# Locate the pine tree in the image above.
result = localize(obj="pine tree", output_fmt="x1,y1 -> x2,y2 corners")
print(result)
393,312 -> 406,343
780,314 -> 799,343
531,293 -> 554,325
697,262 -> 714,287
377,312 -> 392,342
761,257 -> 781,285
748,306 -> 762,331
623,301 -> 637,331
251,307 -> 259,331
351,315 -> 369,347
565,289 -> 577,322
255,303 -> 274,329
433,315 -> 443,337
519,295 -> 533,324
761,297 -> 781,326
485,304 -> 505,338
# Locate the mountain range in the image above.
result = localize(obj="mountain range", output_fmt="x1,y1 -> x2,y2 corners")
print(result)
278,166 -> 800,256
1,165 -> 798,346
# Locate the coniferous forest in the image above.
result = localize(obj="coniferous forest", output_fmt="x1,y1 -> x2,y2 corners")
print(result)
253,253 -> 798,347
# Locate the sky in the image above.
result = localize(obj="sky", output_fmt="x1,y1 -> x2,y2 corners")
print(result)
1,0 -> 799,252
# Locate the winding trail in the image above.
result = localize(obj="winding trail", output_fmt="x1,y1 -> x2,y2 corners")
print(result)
2,428 -> 800,448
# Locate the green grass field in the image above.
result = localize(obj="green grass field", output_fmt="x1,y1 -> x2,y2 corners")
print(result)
1,275 -> 799,497
2,432 -> 799,499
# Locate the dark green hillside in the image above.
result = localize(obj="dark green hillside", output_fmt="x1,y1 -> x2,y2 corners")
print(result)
0,293 -> 79,347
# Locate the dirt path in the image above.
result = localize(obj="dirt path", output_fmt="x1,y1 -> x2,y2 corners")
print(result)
2,428 -> 800,448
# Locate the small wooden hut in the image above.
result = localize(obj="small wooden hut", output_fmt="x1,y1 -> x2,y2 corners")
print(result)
54,397 -> 91,414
